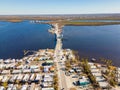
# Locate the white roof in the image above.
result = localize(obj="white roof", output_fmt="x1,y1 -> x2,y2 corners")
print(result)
21,85 -> 28,90
10,75 -> 18,82
30,74 -> 35,80
79,76 -> 89,83
92,72 -> 102,77
30,65 -> 39,69
23,74 -> 30,81
33,69 -> 40,72
98,82 -> 108,88
23,69 -> 31,73
91,69 -> 99,73
35,74 -> 41,80
17,65 -> 23,69
0,86 -> 4,90
2,70 -> 10,74
0,76 -> 3,80
90,65 -> 97,69
2,76 -> 9,82
44,77 -> 53,82
35,87 -> 40,90
17,74 -> 23,80
88,62 -> 94,65
43,82 -> 52,87
42,88 -> 54,90
12,70 -> 21,74
96,76 -> 106,82
7,87 -> 12,90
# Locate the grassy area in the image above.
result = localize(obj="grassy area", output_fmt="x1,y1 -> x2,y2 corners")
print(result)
7,19 -> 23,22
61,21 -> 120,26
0,15 -> 120,26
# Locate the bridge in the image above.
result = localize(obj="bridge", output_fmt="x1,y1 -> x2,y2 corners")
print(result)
50,23 -> 68,90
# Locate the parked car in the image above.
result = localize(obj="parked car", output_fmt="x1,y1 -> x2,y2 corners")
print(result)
73,81 -> 77,86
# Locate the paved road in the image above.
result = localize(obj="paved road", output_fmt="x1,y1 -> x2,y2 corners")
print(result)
59,64 -> 68,90
53,23 -> 68,90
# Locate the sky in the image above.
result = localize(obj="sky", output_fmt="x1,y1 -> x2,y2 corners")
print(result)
0,0 -> 120,15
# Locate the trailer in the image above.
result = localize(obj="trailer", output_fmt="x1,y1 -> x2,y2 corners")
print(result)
23,74 -> 30,82
34,74 -> 41,83
17,74 -> 24,81
9,75 -> 18,83
21,85 -> 28,90
30,74 -> 35,81
2,76 -> 10,82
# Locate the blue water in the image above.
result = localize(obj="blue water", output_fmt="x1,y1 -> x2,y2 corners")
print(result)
0,20 -> 120,66
0,21 -> 55,59
63,25 -> 120,66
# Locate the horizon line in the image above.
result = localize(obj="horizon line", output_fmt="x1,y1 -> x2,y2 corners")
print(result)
0,13 -> 120,16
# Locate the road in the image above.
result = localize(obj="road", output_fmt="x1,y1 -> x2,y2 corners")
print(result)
53,23 -> 68,90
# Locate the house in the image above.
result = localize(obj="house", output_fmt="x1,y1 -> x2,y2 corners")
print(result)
98,82 -> 109,89
9,75 -> 18,83
21,85 -> 28,90
30,74 -> 35,81
42,88 -> 54,90
78,76 -> 90,86
1,70 -> 10,74
17,74 -> 24,81
12,70 -> 21,74
35,74 -> 41,83
2,76 -> 10,83
22,74 -> 30,82
43,74 -> 53,82
42,82 -> 53,87
22,69 -> 31,73
96,76 -> 106,82
44,66 -> 51,72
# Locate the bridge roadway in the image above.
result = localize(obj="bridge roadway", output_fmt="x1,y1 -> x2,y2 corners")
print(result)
53,23 -> 68,90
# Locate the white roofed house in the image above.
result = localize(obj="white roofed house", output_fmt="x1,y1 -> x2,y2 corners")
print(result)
96,76 -> 106,82
42,88 -> 54,90
42,74 -> 53,88
33,69 -> 40,73
17,74 -> 24,81
35,74 -> 41,83
29,74 -> 35,82
9,75 -> 18,83
23,74 -> 30,82
115,67 -> 120,85
1,70 -> 10,74
42,82 -> 53,88
0,64 -> 5,69
98,81 -> 109,89
0,76 -> 3,82
21,85 -> 28,90
2,76 -> 10,83
17,65 -> 23,69
0,86 -> 5,90
30,65 -> 39,69
12,70 -> 21,74
23,69 -> 31,74
43,66 -> 51,73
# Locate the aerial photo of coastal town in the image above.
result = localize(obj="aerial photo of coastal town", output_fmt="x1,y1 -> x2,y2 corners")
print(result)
0,0 -> 120,90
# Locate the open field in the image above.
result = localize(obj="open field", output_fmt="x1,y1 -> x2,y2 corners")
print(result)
61,21 -> 120,26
